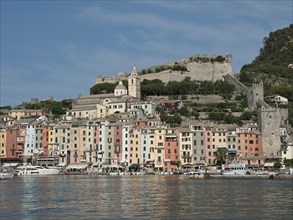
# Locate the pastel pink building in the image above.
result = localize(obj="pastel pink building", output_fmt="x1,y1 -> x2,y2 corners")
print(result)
164,129 -> 179,171
205,125 -> 215,165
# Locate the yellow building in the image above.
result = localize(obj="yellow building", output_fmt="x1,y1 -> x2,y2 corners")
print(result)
131,127 -> 142,165
153,126 -> 166,170
177,127 -> 192,165
0,127 -> 7,158
9,109 -> 44,120
47,123 -> 57,157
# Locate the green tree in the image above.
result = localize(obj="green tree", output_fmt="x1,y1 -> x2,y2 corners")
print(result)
214,148 -> 228,166
141,69 -> 147,74
273,161 -> 282,170
240,111 -> 253,120
179,106 -> 190,117
284,159 -> 293,168
90,82 -> 117,95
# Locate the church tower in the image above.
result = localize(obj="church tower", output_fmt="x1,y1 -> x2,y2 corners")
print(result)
128,66 -> 141,99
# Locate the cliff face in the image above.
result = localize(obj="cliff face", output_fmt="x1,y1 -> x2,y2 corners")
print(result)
96,54 -> 233,84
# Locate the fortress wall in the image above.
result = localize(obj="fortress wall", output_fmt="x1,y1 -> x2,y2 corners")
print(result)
96,76 -> 126,84
224,74 -> 248,93
140,71 -> 185,83
95,54 -> 233,85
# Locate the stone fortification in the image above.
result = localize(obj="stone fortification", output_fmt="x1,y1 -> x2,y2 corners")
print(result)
224,74 -> 248,94
258,106 -> 289,158
96,54 -> 233,84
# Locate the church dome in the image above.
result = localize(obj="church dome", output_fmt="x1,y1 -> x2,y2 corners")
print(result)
114,81 -> 127,96
115,81 -> 127,90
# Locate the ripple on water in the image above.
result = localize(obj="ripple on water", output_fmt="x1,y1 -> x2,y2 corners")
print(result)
0,175 -> 292,219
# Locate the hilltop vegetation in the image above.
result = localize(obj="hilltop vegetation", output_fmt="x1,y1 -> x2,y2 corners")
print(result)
18,99 -> 72,119
90,77 -> 235,99
239,24 -> 293,125
239,24 -> 293,98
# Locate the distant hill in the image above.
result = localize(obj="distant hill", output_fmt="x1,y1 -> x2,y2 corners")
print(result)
239,24 -> 293,99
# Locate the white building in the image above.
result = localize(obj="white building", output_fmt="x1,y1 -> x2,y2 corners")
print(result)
282,142 -> 293,160
25,124 -> 36,156
266,95 -> 288,105
122,123 -> 131,166
128,101 -> 156,118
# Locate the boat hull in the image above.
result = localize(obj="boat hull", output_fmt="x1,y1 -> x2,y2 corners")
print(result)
0,172 -> 14,180
16,166 -> 60,176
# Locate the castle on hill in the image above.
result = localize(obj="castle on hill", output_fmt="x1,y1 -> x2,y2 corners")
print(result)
96,54 -> 233,85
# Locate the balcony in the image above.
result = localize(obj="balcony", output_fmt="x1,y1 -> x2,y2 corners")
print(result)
181,155 -> 192,159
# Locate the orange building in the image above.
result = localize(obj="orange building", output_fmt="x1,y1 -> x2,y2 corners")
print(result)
236,127 -> 263,166
164,128 -> 179,171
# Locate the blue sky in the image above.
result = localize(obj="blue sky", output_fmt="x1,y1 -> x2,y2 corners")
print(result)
1,0 -> 292,107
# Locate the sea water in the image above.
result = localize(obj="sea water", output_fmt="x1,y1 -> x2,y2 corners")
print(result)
0,175 -> 292,219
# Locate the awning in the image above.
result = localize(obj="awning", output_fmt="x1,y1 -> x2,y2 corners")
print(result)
66,164 -> 88,170
228,149 -> 237,154
155,165 -> 163,168
57,163 -> 67,167
3,163 -> 19,167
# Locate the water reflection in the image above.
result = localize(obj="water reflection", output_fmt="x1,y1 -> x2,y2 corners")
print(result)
1,176 -> 292,219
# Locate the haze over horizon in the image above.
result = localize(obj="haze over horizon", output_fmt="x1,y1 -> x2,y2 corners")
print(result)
1,1 -> 292,107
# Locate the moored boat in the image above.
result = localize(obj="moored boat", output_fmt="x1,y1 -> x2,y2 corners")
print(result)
15,165 -> 60,176
0,172 -> 14,180
222,163 -> 249,176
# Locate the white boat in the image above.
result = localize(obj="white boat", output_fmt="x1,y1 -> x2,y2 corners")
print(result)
0,163 -> 15,180
15,165 -> 60,176
0,172 -> 14,180
183,170 -> 204,176
222,163 -> 249,176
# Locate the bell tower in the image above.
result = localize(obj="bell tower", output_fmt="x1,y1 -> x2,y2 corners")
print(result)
128,66 -> 141,99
